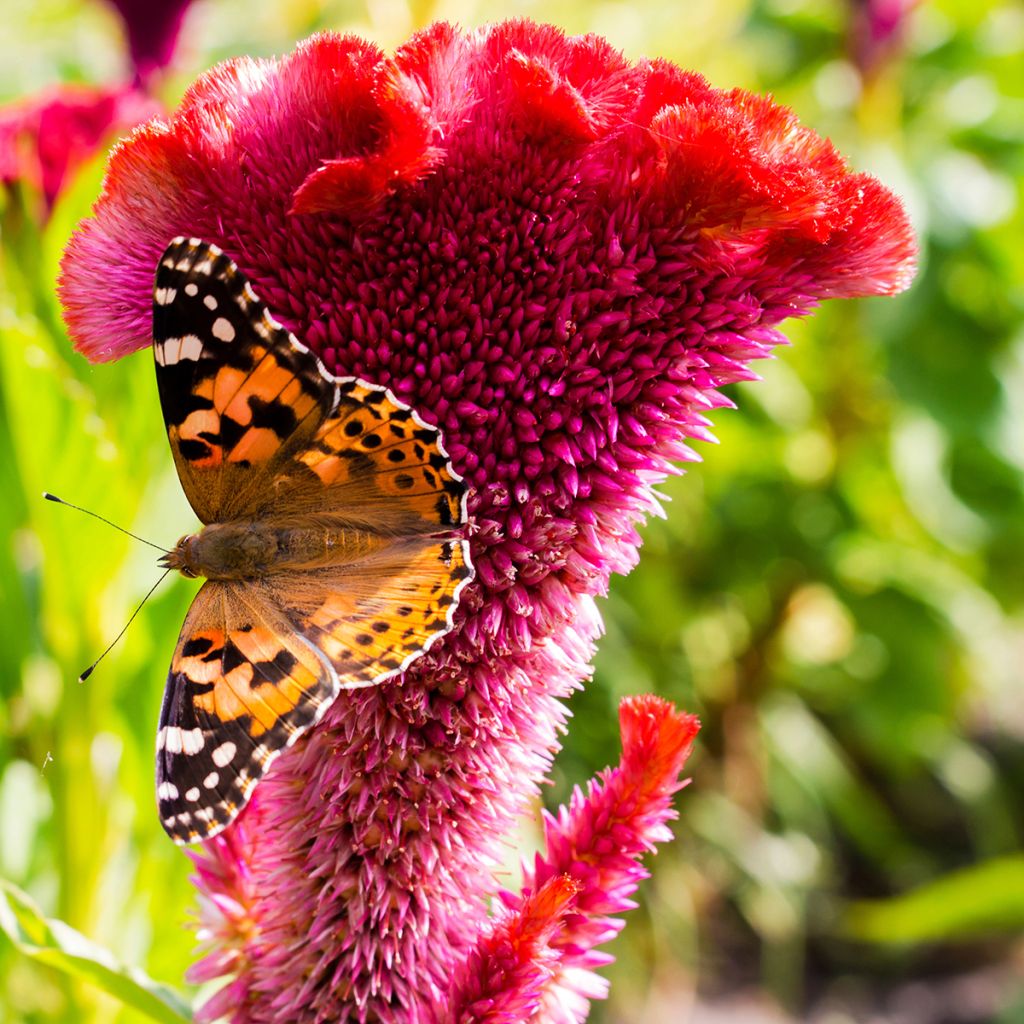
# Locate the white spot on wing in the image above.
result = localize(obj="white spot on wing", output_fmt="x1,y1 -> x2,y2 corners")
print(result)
185,282 -> 199,297
185,787 -> 200,802
178,335 -> 204,361
155,287 -> 176,305
161,337 -> 181,364
212,317 -> 235,342
203,772 -> 219,789
157,781 -> 179,800
211,741 -> 236,767
203,294 -> 218,310
157,726 -> 204,754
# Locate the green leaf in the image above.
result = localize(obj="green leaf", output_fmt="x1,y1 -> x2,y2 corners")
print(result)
844,856 -> 1024,945
0,879 -> 193,1023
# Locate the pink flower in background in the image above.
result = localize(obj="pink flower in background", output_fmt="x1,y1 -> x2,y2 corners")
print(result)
849,0 -> 919,74
105,0 -> 191,83
0,0 -> 189,216
0,86 -> 157,214
58,21 -> 915,1023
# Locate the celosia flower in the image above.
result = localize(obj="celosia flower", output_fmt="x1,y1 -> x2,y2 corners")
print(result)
0,85 -> 157,214
0,0 -> 189,216
441,874 -> 582,1023
443,696 -> 700,1023
58,21 -> 915,1023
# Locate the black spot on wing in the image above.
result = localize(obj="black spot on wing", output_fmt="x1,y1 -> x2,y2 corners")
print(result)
178,438 -> 212,461
435,494 -> 454,525
248,395 -> 299,438
221,641 -> 247,674
249,647 -> 299,688
216,415 -> 248,453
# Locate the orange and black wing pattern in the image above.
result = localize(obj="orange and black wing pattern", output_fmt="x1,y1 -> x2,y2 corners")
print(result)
266,535 -> 472,690
267,378 -> 474,686
156,581 -> 338,844
152,237 -> 337,523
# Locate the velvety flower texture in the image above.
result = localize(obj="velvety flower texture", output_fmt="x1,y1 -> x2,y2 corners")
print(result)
58,21 -> 915,1023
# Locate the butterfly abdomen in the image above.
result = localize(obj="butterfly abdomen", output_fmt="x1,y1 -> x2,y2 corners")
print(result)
164,521 -> 409,580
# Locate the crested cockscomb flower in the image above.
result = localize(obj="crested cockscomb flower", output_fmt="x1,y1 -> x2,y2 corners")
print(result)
57,20 -> 915,1023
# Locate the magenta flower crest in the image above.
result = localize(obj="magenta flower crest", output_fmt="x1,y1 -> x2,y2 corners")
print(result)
58,21 -> 915,1022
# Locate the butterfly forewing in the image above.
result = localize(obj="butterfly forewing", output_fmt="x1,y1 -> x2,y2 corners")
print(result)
151,238 -> 474,845
153,237 -> 337,523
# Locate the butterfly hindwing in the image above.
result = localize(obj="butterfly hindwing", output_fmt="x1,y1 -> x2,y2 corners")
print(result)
153,237 -> 337,523
156,581 -> 339,844
266,535 -> 473,689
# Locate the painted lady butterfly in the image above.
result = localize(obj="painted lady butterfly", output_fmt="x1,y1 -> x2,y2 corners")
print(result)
151,237 -> 473,845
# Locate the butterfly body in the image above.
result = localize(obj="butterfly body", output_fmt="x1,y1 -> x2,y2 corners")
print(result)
162,518 -> 430,580
150,237 -> 473,845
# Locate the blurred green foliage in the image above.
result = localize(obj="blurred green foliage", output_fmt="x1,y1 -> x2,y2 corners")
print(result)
0,1 -> 1021,1023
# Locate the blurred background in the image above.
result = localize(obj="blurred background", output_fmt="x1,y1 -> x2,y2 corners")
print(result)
0,0 -> 1021,1022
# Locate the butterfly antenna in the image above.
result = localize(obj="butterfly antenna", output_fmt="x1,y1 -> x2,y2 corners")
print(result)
42,492 -> 167,553
78,568 -> 173,683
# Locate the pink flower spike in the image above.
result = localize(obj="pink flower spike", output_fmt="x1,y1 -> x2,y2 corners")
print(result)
441,875 -> 582,1024
504,696 -> 700,1023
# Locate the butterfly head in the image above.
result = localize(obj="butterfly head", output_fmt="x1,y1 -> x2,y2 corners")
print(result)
159,535 -> 200,578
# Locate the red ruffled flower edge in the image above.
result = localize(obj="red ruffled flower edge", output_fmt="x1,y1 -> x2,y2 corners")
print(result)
59,23 -> 914,363
440,697 -> 699,1023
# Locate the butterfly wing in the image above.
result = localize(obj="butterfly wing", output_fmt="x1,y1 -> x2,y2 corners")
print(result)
153,237 -> 337,523
156,580 -> 339,844
285,377 -> 468,528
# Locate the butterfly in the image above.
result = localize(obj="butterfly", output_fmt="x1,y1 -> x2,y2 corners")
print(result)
151,237 -> 473,845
